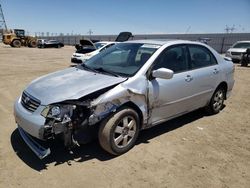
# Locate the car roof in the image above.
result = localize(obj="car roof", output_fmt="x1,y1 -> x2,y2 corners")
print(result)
95,41 -> 117,44
235,41 -> 250,43
124,39 -> 204,46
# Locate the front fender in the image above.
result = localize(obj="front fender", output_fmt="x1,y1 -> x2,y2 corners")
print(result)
89,78 -> 149,128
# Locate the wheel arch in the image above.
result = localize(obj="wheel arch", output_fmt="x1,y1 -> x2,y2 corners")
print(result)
11,38 -> 21,43
119,101 -> 144,129
216,81 -> 228,99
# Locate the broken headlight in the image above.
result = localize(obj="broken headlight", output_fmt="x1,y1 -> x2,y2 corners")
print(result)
51,106 -> 61,117
41,105 -> 75,120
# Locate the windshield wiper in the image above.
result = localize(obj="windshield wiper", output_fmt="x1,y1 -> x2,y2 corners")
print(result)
80,63 -> 98,73
93,67 -> 120,77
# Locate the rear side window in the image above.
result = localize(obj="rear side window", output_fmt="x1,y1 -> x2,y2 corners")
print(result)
188,45 -> 217,69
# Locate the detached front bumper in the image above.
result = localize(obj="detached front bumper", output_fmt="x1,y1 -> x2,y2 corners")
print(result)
18,126 -> 51,159
14,97 -> 51,159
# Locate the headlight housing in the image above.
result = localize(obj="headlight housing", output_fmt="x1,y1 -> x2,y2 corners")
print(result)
51,106 -> 61,117
41,105 -> 75,120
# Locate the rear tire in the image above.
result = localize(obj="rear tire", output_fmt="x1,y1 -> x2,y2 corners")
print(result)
98,107 -> 140,155
11,40 -> 21,48
206,87 -> 226,114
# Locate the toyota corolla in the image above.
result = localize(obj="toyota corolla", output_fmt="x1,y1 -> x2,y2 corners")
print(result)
14,40 -> 235,159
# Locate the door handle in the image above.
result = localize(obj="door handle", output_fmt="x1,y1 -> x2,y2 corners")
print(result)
185,75 -> 193,82
213,68 -> 219,74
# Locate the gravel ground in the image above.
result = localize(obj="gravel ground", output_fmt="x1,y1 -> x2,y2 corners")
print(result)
0,43 -> 249,188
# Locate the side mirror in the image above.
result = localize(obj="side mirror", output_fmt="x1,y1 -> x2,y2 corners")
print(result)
152,68 -> 174,79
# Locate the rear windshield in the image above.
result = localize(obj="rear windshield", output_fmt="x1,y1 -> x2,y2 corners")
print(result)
233,42 -> 250,49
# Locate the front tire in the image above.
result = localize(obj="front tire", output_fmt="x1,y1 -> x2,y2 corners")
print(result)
12,40 -> 21,48
206,87 -> 226,114
98,107 -> 140,155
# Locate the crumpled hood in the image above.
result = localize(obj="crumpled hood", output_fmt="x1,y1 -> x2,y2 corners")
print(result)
25,67 -> 126,105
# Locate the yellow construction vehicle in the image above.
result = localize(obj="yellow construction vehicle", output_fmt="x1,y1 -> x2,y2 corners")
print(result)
2,29 -> 37,47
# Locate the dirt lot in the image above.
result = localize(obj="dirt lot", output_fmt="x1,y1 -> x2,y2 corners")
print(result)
0,43 -> 249,188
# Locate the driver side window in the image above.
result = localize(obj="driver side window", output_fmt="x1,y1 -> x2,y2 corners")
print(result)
153,45 -> 189,73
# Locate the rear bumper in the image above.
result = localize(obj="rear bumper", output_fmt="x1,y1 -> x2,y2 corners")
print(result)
226,54 -> 242,62
18,125 -> 51,159
226,79 -> 235,99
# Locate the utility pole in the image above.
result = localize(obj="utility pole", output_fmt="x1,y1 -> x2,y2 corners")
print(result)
185,26 -> 191,34
0,3 -> 7,40
225,25 -> 230,33
224,25 -> 236,33
231,24 -> 236,33
87,29 -> 93,38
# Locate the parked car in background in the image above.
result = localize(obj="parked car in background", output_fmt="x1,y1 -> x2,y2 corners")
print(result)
71,41 -> 117,63
37,40 -> 64,48
225,41 -> 250,63
198,37 -> 211,44
71,32 -> 133,64
37,39 -> 47,46
14,40 -> 234,159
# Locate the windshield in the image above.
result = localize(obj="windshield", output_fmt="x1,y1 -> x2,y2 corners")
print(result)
83,43 -> 160,77
95,42 -> 108,49
233,42 -> 250,49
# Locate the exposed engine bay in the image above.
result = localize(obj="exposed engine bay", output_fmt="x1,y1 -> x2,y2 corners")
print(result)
40,86 -> 119,150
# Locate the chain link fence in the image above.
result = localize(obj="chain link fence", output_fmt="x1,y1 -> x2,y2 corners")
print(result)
38,33 -> 249,53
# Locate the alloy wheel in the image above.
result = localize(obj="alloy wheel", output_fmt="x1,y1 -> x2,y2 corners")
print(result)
113,115 -> 137,148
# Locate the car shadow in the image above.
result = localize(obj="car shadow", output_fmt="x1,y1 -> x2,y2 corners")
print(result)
137,109 -> 205,144
10,108 -> 214,171
11,130 -> 112,171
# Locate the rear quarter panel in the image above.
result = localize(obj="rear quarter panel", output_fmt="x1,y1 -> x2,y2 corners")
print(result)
217,56 -> 235,97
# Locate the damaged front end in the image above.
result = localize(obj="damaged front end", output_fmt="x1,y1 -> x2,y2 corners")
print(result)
22,86 -> 122,159
15,75 -> 149,159
18,101 -> 94,159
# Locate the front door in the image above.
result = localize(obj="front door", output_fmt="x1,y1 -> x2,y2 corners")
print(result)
148,45 -> 195,125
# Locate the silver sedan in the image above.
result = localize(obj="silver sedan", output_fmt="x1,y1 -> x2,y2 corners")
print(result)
14,40 -> 235,159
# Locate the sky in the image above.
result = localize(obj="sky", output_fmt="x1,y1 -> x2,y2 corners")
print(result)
1,0 -> 250,35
